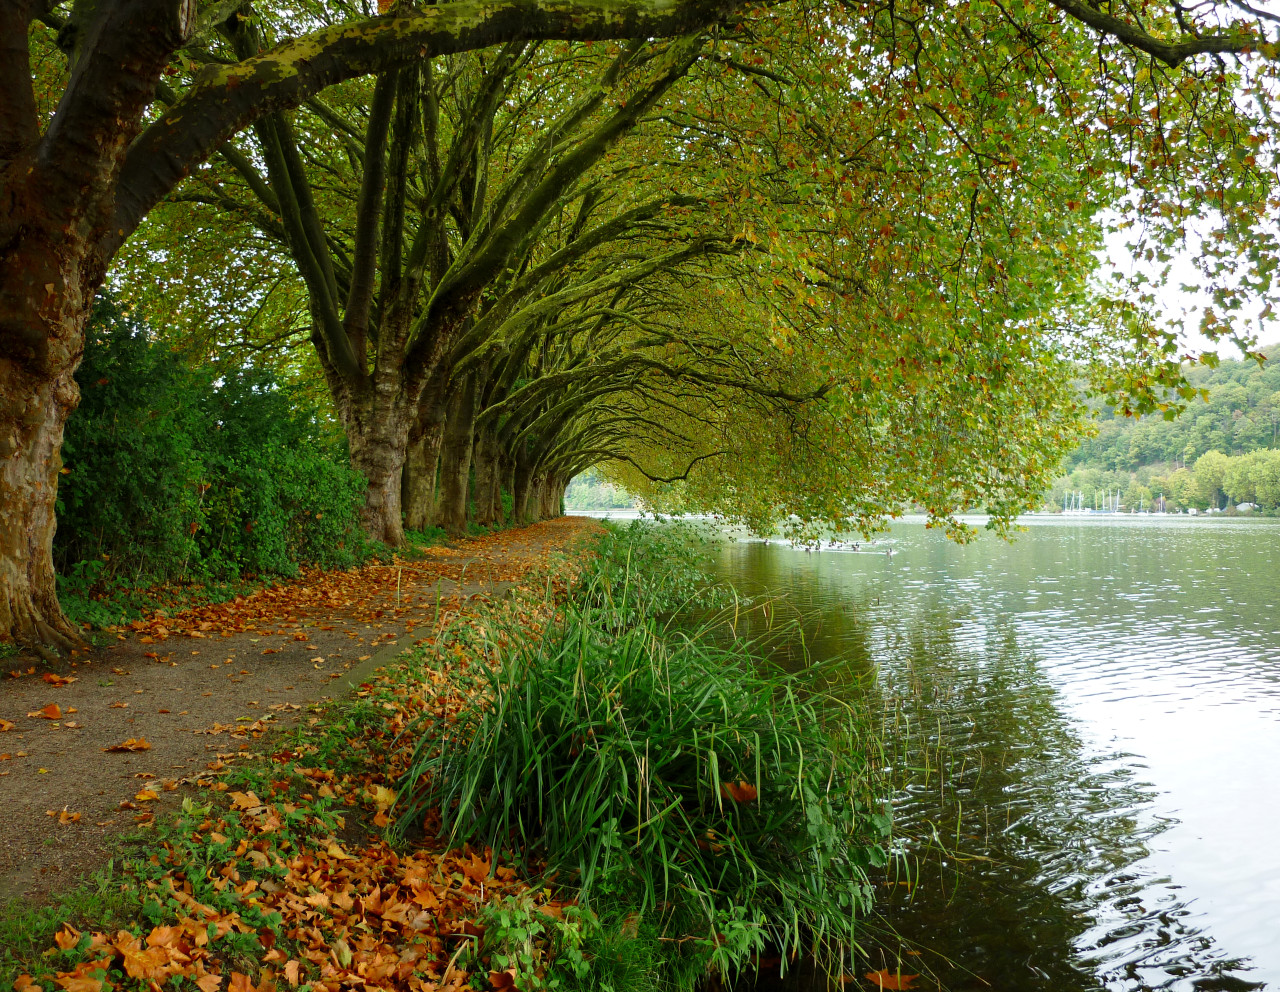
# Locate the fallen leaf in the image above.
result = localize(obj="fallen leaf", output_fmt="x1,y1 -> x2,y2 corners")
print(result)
719,780 -> 758,802
0,719 -> 15,732
28,704 -> 61,720
54,975 -> 102,992
41,673 -> 77,687
135,789 -> 159,802
863,970 -> 919,990
195,975 -> 222,992
54,926 -> 82,950
103,738 -> 151,752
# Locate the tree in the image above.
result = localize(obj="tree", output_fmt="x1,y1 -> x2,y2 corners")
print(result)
1194,449 -> 1231,508
0,0 -> 740,648
5,0 -> 1280,649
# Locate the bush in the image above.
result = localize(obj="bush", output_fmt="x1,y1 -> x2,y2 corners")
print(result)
56,295 -> 368,597
396,611 -> 888,987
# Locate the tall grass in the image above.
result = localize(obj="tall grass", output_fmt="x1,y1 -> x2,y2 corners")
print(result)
571,519 -> 731,624
397,611 -> 888,983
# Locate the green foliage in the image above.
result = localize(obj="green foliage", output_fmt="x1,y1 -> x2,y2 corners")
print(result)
55,296 -> 369,610
564,470 -> 634,510
1066,353 -> 1280,471
571,520 -> 728,624
397,608 -> 888,985
471,894 -> 700,992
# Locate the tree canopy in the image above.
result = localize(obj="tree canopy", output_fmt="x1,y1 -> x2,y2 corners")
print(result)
5,0 -> 1280,647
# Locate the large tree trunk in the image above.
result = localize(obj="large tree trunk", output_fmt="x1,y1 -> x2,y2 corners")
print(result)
0,241 -> 92,653
538,473 -> 560,520
472,426 -> 502,527
512,454 -> 536,525
436,373 -> 479,537
333,366 -> 414,547
403,392 -> 447,533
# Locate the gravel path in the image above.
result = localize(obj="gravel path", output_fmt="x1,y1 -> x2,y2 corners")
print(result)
0,516 -> 600,904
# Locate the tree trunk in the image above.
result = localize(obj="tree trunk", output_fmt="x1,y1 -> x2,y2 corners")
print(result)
539,474 -> 563,519
333,368 -> 413,547
0,245 -> 92,653
436,373 -> 479,537
472,426 -> 502,527
513,454 -> 536,525
403,393 -> 447,533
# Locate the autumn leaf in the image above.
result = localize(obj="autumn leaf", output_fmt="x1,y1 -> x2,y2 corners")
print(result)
54,926 -> 82,950
13,975 -> 41,992
103,738 -> 151,752
41,673 -> 77,687
113,931 -> 168,980
863,969 -> 919,990
489,969 -> 519,990
719,780 -> 758,802
28,704 -> 61,720
0,719 -> 15,732
283,962 -> 300,987
53,975 -> 102,992
135,789 -> 159,802
228,974 -> 253,992
195,975 -> 222,992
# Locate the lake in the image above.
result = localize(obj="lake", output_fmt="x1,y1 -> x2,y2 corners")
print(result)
682,514 -> 1280,992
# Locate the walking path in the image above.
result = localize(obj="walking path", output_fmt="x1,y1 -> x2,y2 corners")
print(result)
0,516 -> 601,904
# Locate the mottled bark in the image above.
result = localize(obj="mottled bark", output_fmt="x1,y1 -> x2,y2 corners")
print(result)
0,231 -> 91,651
403,393 -> 447,533
512,455 -> 535,525
331,364 -> 413,548
472,426 -> 502,526
436,373 -> 479,536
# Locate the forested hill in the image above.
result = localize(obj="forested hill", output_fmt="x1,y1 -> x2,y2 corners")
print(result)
1050,351 -> 1280,512
1068,353 -> 1280,471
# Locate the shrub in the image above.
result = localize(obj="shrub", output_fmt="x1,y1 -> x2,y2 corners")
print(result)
396,611 -> 888,986
56,295 -> 368,598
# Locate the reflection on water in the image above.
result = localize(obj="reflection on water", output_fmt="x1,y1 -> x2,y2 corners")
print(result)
706,517 -> 1280,992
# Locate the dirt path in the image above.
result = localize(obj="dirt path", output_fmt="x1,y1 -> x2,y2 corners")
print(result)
0,516 -> 601,905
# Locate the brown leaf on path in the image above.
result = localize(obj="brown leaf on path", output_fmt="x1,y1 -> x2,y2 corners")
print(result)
41,673 -> 77,686
54,925 -> 81,950
103,737 -> 151,752
135,789 -> 159,801
28,704 -> 61,720
863,969 -> 920,990
0,719 -> 13,731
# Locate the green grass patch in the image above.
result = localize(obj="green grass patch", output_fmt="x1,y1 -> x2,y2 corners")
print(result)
396,605 -> 889,985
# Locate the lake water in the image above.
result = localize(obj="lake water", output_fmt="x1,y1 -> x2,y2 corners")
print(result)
695,515 -> 1280,992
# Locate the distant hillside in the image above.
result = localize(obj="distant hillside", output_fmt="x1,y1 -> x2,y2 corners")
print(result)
1050,351 -> 1280,512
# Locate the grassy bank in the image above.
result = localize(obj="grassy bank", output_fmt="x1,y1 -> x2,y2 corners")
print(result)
2,521 -> 887,992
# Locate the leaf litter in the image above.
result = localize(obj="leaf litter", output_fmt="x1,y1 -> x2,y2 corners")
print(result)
6,519 -> 600,992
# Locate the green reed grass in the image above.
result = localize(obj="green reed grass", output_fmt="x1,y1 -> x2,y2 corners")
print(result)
396,602 -> 889,982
